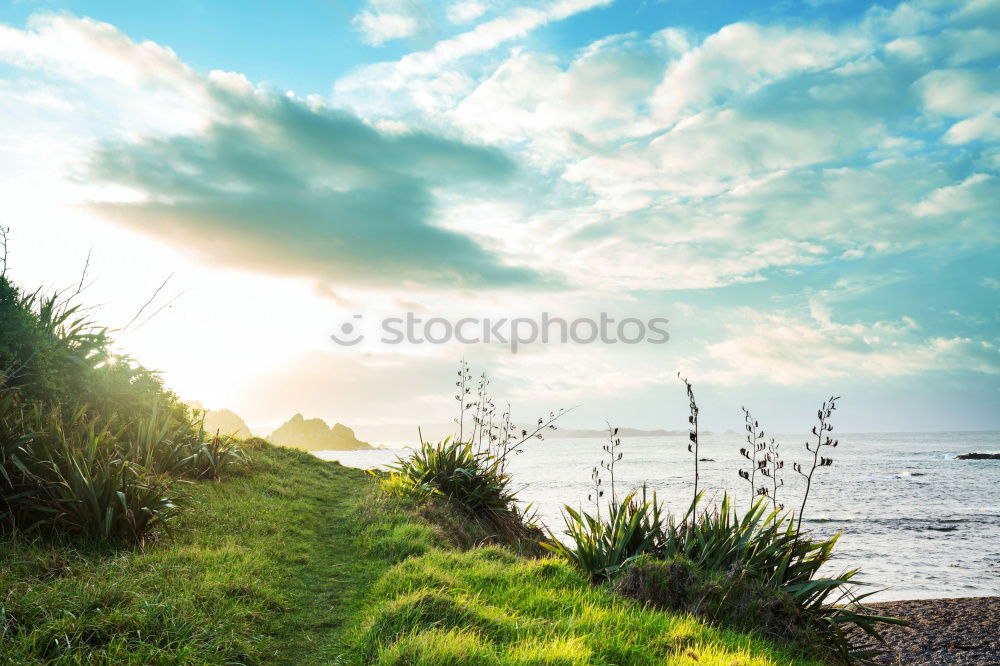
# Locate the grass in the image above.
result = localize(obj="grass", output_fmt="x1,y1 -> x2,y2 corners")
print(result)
345,547 -> 823,665
2,443 -> 823,665
0,444 -> 386,664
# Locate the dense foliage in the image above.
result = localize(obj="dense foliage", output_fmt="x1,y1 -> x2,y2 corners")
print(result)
0,274 -> 247,545
376,438 -> 540,549
541,382 -> 903,663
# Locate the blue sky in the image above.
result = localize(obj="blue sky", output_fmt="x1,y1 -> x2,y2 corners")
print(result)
0,0 -> 998,435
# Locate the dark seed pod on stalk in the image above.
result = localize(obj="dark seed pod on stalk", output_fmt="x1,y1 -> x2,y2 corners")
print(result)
739,406 -> 770,506
795,396 -> 841,538
678,373 -> 700,513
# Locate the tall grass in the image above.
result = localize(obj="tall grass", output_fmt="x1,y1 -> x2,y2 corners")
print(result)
376,438 -> 538,546
542,487 -> 663,580
0,272 -> 248,545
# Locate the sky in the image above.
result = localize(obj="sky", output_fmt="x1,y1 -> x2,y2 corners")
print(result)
0,0 -> 998,436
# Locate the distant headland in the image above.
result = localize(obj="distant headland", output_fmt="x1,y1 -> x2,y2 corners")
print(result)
268,413 -> 373,451
193,405 -> 372,451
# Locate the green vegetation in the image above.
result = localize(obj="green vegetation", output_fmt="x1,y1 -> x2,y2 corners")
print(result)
1,274 -> 247,544
0,276 -> 895,664
538,383 -> 902,663
541,488 -> 663,581
0,444 -> 364,664
348,545 -> 822,665
377,438 -> 540,549
1,443 -> 824,665
614,498 -> 898,663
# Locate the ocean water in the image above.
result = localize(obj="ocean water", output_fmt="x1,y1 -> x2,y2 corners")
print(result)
315,431 -> 1000,601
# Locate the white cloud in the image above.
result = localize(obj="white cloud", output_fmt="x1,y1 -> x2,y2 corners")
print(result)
944,112 -> 1000,144
914,68 -> 1000,116
335,0 -> 612,114
404,0 -> 612,74
0,14 -> 196,89
912,173 -> 998,218
352,0 -> 430,46
684,309 -> 1000,386
650,22 -> 870,126
447,0 -> 490,24
0,14 -> 223,137
451,32 -> 665,148
885,27 -> 1000,66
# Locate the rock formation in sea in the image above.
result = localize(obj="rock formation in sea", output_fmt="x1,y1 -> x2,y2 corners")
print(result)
203,408 -> 253,438
268,413 -> 373,451
189,402 -> 253,438
955,452 -> 1000,460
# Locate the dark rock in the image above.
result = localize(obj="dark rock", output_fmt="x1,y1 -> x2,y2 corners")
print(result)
955,453 -> 1000,460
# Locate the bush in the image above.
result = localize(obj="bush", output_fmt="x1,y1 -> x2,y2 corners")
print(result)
183,431 -> 250,481
0,276 -> 111,405
0,273 -> 249,545
617,497 -> 904,662
541,489 -> 663,581
0,397 -> 181,544
616,555 -> 806,640
376,439 -> 538,546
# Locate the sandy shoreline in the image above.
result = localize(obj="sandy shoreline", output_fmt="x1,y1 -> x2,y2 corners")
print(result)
858,596 -> 999,665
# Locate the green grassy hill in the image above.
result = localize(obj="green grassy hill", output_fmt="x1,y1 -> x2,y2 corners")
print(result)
1,443 -> 820,665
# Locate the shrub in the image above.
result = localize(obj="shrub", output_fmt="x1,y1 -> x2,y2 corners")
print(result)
646,496 -> 903,662
616,555 -> 807,641
0,276 -> 111,405
376,439 -> 538,546
0,270 -> 249,545
182,431 -> 250,481
0,397 -> 180,544
542,489 -> 663,581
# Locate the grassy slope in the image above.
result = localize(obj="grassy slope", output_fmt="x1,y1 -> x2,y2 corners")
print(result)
0,445 -> 380,664
1,444 -> 821,665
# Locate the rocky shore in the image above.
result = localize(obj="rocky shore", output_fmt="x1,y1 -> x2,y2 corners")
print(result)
860,597 -> 999,664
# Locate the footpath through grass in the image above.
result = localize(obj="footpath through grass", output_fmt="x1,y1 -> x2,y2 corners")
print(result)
0,444 -> 382,664
1,443 -> 821,665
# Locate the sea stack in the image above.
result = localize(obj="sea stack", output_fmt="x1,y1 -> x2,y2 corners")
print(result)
268,414 -> 373,451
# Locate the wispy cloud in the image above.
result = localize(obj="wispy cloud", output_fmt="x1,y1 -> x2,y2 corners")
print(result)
682,308 -> 1000,386
335,0 -> 613,114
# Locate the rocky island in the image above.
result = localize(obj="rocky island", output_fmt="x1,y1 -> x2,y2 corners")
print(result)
268,413 -> 373,451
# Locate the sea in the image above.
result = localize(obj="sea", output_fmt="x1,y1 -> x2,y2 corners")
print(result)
315,431 -> 1000,601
